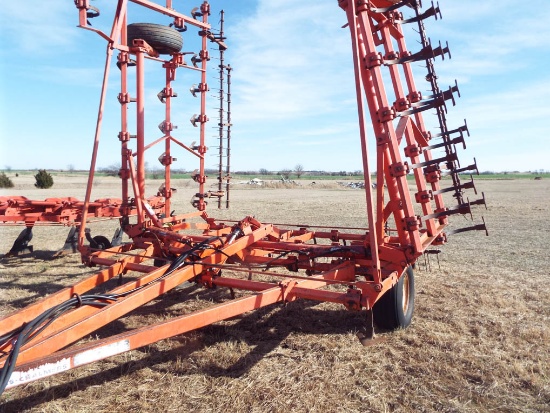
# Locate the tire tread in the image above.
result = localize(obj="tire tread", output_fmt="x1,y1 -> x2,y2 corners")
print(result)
127,23 -> 183,55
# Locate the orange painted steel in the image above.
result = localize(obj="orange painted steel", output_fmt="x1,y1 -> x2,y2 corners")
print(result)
0,0 -> 487,395
0,196 -> 165,225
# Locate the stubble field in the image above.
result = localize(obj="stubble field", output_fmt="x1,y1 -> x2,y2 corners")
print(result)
0,175 -> 549,412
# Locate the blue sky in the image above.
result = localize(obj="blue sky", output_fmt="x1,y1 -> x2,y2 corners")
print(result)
0,0 -> 549,173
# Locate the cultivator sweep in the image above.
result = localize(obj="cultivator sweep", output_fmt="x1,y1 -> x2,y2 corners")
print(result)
1,0 -> 487,394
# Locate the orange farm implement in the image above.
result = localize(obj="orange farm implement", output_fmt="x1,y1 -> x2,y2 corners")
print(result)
0,0 -> 487,394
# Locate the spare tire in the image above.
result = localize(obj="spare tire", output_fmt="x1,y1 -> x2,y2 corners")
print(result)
127,23 -> 183,55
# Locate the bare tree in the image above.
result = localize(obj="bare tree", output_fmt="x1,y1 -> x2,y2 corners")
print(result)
294,164 -> 304,179
101,163 -> 121,177
280,169 -> 292,180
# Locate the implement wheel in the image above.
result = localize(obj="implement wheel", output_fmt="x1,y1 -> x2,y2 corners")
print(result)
91,235 -> 111,251
127,23 -> 183,55
373,266 -> 415,330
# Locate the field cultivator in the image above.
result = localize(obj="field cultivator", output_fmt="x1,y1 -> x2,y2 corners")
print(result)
1,0 -> 487,395
0,195 -> 165,256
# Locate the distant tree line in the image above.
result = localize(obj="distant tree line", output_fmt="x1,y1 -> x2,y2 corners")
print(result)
233,164 -> 364,178
5,165 -> 546,178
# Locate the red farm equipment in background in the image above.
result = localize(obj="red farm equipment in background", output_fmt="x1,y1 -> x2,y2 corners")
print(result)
0,0 -> 487,395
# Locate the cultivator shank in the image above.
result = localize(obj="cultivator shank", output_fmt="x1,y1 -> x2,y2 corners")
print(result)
1,0 -> 486,395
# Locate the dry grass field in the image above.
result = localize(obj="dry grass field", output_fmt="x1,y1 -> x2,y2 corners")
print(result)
0,174 -> 549,412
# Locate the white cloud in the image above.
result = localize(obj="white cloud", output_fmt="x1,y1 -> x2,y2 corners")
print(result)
32,65 -> 105,87
2,0 -> 548,173
227,0 -> 355,123
0,1 -> 79,55
459,79 -> 550,129
428,0 -> 550,83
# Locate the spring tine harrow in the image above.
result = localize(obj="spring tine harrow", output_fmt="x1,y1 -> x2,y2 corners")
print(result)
432,175 -> 477,196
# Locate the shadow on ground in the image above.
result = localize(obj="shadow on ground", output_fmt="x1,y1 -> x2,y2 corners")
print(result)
1,294 -> 373,412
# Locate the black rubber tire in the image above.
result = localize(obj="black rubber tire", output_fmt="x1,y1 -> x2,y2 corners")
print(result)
92,235 -> 112,250
127,23 -> 183,55
373,266 -> 415,330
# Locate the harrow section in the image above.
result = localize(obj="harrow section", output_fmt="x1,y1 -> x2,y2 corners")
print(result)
0,0 -> 487,395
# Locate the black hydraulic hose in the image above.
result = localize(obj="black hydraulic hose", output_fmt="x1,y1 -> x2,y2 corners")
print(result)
108,235 -> 224,300
0,235 -> 225,395
233,246 -> 353,270
0,295 -> 112,395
